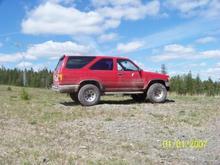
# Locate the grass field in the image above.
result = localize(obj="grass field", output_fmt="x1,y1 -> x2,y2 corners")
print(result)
0,85 -> 219,165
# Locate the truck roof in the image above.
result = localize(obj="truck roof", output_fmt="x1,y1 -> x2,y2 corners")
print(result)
62,54 -> 129,60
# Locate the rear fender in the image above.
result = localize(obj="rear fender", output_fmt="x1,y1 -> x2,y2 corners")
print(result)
79,80 -> 103,91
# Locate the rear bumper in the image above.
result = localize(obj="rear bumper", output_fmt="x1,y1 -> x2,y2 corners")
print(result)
52,84 -> 79,93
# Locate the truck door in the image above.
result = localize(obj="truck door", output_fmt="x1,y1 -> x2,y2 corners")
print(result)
116,59 -> 144,90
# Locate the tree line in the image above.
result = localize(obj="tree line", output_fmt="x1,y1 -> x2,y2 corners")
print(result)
170,72 -> 220,96
0,67 -> 53,88
0,66 -> 219,96
160,64 -> 220,96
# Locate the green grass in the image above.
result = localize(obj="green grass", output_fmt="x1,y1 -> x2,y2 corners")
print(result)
104,117 -> 113,121
20,88 -> 30,100
0,85 -> 220,164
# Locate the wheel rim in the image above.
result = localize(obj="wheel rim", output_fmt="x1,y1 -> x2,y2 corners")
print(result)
153,87 -> 164,100
84,89 -> 96,102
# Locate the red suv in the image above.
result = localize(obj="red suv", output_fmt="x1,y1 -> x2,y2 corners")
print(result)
52,55 -> 169,106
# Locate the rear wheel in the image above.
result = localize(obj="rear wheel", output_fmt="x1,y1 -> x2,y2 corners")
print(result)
147,83 -> 167,103
78,84 -> 100,106
131,93 -> 146,102
69,93 -> 79,103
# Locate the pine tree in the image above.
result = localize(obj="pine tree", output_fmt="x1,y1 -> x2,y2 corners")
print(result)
186,71 -> 194,95
206,77 -> 215,96
161,64 -> 167,74
195,74 -> 202,94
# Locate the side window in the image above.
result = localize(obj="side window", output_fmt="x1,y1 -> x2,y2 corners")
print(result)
90,58 -> 113,70
66,56 -> 95,69
117,59 -> 139,71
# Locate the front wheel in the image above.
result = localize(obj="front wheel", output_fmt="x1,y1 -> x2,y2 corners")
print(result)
147,83 -> 167,103
78,84 -> 100,106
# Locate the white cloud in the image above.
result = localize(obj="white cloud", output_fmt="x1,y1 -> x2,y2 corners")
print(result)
22,2 -> 104,35
205,66 -> 220,80
22,1 -> 160,35
47,0 -> 75,5
117,41 -> 144,53
164,44 -> 194,54
164,0 -> 220,18
201,50 -> 220,58
196,36 -> 216,44
16,62 -> 33,69
16,61 -> 54,71
152,44 -> 220,61
202,0 -> 220,18
133,60 -> 150,70
102,19 -> 121,30
0,53 -> 22,63
152,44 -> 195,61
199,62 -> 207,66
91,0 -> 141,7
165,0 -> 210,13
207,67 -> 220,73
0,52 -> 36,63
25,40 -> 92,59
189,62 -> 207,67
98,33 -> 118,42
0,40 -> 92,64
96,0 -> 160,21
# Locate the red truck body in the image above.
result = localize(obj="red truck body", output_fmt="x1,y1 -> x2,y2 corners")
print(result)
52,55 -> 169,106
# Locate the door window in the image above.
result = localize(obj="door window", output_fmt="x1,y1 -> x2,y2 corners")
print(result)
117,59 -> 139,71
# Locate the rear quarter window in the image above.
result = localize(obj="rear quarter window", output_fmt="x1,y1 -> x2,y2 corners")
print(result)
66,56 -> 95,69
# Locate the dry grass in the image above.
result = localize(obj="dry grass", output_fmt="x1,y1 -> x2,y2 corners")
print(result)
0,85 -> 220,164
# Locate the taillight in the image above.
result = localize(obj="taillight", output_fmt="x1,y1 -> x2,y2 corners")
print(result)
58,74 -> 63,81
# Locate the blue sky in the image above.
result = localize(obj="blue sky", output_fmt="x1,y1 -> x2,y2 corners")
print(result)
0,0 -> 220,80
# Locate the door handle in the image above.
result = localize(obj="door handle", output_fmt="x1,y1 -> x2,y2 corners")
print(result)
118,73 -> 124,76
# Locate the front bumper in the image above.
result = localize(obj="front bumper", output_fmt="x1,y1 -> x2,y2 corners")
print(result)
165,81 -> 170,91
165,81 -> 169,87
52,84 -> 79,93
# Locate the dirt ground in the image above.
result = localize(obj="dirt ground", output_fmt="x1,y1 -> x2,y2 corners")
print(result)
0,85 -> 219,165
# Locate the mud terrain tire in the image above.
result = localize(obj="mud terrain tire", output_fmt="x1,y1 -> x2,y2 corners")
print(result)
78,84 -> 100,106
147,83 -> 167,103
